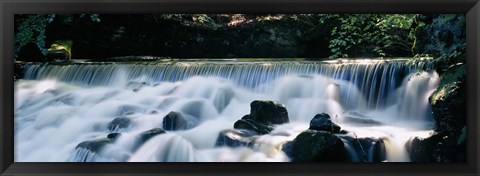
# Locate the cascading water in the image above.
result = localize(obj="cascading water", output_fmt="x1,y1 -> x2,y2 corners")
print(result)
15,59 -> 439,162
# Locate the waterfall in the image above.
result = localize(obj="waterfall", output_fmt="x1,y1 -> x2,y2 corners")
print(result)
23,60 -> 433,110
15,59 -> 438,162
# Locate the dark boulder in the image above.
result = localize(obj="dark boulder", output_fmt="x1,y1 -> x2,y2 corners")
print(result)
338,135 -> 386,162
138,128 -> 166,144
232,100 -> 290,135
429,64 -> 466,133
282,130 -> 348,162
133,128 -> 167,151
215,129 -> 258,147
108,117 -> 132,132
249,100 -> 289,125
233,115 -> 274,135
406,132 -> 465,162
162,111 -> 196,131
309,113 -> 341,133
75,135 -> 120,153
107,133 -> 122,140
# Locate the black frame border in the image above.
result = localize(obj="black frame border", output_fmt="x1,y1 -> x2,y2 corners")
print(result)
1,0 -> 479,176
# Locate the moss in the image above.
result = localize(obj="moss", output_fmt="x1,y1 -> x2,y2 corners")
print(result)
48,40 -> 73,60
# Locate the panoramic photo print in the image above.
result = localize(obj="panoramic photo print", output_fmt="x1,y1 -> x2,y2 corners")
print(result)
14,14 -> 466,162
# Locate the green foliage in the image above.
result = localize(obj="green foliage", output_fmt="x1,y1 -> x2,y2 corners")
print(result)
15,14 -> 56,58
15,14 -> 101,59
317,14 -> 415,59
413,14 -> 466,74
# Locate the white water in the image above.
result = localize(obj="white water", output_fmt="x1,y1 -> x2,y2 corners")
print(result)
15,60 -> 438,162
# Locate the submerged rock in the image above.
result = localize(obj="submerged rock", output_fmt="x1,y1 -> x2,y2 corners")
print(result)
162,111 -> 196,131
115,105 -> 142,116
108,117 -> 132,132
338,135 -> 386,162
215,129 -> 258,147
107,133 -> 122,140
342,111 -> 382,126
74,134 -> 130,162
126,81 -> 148,92
309,113 -> 341,133
234,115 -> 274,135
138,128 -> 166,144
75,135 -> 121,153
282,130 -> 348,162
133,128 -> 167,151
212,87 -> 234,113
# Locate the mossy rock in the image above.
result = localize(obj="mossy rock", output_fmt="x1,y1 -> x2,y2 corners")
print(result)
47,40 -> 73,61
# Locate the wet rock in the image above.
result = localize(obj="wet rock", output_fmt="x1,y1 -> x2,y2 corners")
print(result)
249,100 -> 289,124
232,100 -> 289,135
133,128 -> 167,151
75,136 -> 119,153
138,128 -> 166,143
429,65 -> 466,133
107,133 -> 122,140
406,132 -> 465,162
233,115 -> 274,135
126,81 -> 148,92
282,130 -> 348,162
338,135 -> 386,162
108,117 -> 132,132
212,87 -> 234,113
215,129 -> 258,147
309,113 -> 341,133
162,111 -> 196,131
115,105 -> 142,116
343,111 -> 382,126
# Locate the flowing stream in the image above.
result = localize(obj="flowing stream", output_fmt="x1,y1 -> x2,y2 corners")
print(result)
15,59 -> 439,162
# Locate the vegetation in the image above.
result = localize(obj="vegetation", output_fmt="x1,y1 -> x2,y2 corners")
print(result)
14,14 -> 464,61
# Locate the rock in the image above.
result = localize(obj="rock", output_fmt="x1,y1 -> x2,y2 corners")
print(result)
282,130 -> 348,162
14,62 -> 25,80
249,100 -> 289,125
309,113 -> 341,133
342,111 -> 382,126
429,64 -> 466,133
107,117 -> 132,132
46,40 -> 72,61
232,100 -> 289,135
338,135 -> 386,162
212,87 -> 234,113
75,136 -> 118,153
115,105 -> 142,116
133,128 -> 167,151
343,116 -> 382,126
138,128 -> 166,144
107,133 -> 122,140
162,111 -> 196,131
405,132 -> 465,162
233,115 -> 274,135
215,129 -> 258,147
126,81 -> 148,92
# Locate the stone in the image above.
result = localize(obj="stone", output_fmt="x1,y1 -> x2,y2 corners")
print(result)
309,113 -> 341,133
249,100 -> 289,124
215,129 -> 258,147
282,130 -> 348,162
